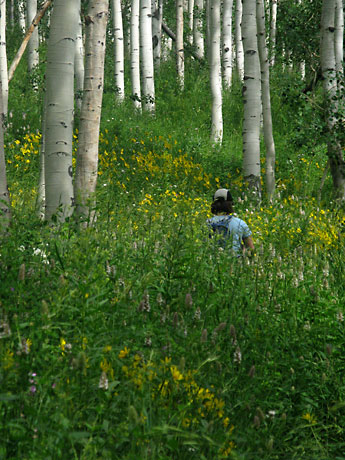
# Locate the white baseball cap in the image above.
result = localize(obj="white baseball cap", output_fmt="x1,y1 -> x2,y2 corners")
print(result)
213,188 -> 233,202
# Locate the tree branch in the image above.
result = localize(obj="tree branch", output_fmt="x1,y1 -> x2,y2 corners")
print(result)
162,21 -> 205,64
8,0 -> 52,83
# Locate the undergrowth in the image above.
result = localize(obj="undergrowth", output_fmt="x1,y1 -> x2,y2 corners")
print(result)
1,56 -> 345,459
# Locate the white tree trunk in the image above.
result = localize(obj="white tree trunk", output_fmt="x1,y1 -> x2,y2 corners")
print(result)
27,0 -> 39,72
0,79 -> 10,230
131,0 -> 141,109
242,0 -> 261,194
44,0 -> 79,221
0,0 -> 8,115
257,0 -> 275,200
210,0 -> 222,144
161,33 -> 173,61
152,0 -> 163,67
193,0 -> 204,59
140,0 -> 155,112
321,0 -> 345,199
270,0 -> 277,66
74,0 -> 109,221
10,0 -> 14,26
18,0 -> 26,32
37,96 -> 46,219
335,0 -> 344,75
222,0 -> 233,88
188,0 -> 194,44
206,0 -> 211,60
321,0 -> 337,123
75,8 -> 84,111
235,0 -> 244,80
112,0 -> 125,102
176,0 -> 184,89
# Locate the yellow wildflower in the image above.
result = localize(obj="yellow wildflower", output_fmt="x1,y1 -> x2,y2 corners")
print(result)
119,346 -> 130,359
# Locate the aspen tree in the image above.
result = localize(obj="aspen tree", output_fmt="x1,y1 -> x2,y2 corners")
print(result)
0,78 -> 10,230
10,0 -> 13,26
44,0 -> 80,221
320,0 -> 345,199
335,0 -> 343,76
0,0 -> 8,115
193,0 -> 204,60
257,0 -> 275,200
210,0 -> 222,144
74,0 -> 109,221
75,7 -> 84,111
8,0 -> 52,83
270,0 -> 277,66
18,0 -> 26,32
37,97 -> 46,219
176,0 -> 184,89
131,0 -> 141,109
188,0 -> 194,44
242,0 -> 261,195
113,0 -> 125,101
27,0 -> 39,72
297,0 -> 305,79
140,0 -> 155,112
235,0 -> 244,80
206,0 -> 211,60
222,0 -> 233,88
152,0 -> 163,67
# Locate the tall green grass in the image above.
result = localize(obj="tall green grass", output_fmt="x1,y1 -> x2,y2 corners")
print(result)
1,56 -> 344,459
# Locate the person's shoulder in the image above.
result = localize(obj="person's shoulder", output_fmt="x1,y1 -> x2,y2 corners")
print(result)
230,215 -> 244,224
231,215 -> 250,228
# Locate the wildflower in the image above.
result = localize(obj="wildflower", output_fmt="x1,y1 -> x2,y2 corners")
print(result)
33,247 -> 49,265
138,292 -> 150,312
60,338 -> 66,353
248,365 -> 256,378
336,311 -> 344,322
194,307 -> 201,320
160,312 -> 167,323
156,293 -> 164,307
170,365 -> 183,381
21,338 -> 32,354
214,322 -> 227,334
118,346 -> 130,359
229,324 -> 236,341
185,293 -> 193,308
145,337 -> 152,347
82,337 -> 88,350
173,312 -> 179,327
0,318 -> 11,338
223,417 -> 230,428
3,349 -> 14,369
302,412 -> 317,425
253,415 -> 260,428
201,328 -> 208,343
18,263 -> 25,281
99,371 -> 109,390
233,347 -> 242,364
29,385 -> 37,394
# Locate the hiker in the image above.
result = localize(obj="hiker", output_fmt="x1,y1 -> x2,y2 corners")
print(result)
207,188 -> 254,256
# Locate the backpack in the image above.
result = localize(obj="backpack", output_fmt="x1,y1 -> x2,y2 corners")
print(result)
209,215 -> 233,248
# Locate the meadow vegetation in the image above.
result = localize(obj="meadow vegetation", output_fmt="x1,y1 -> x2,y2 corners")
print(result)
1,54 -> 345,459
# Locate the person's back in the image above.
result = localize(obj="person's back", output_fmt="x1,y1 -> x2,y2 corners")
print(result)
207,188 -> 254,256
